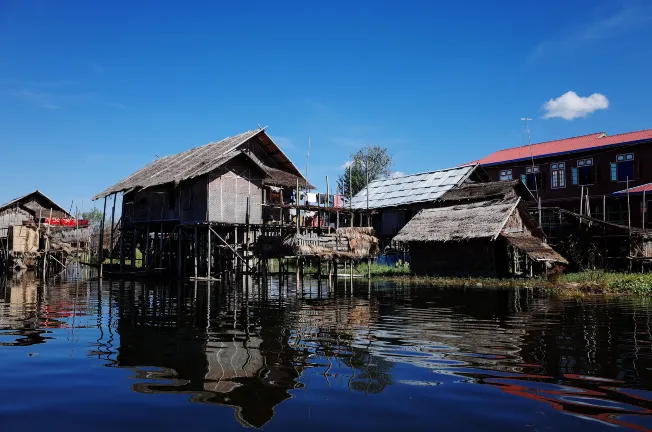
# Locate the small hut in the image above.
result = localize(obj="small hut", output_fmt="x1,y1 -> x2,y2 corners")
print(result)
394,181 -> 567,277
0,190 -> 90,272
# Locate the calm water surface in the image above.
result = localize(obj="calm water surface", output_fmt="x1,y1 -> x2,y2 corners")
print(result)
1,274 -> 652,431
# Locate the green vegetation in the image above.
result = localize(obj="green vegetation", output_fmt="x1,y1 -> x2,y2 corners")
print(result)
556,271 -> 652,296
102,248 -> 143,268
371,265 -> 652,296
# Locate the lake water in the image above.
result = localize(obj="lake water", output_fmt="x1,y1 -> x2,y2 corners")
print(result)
1,273 -> 652,431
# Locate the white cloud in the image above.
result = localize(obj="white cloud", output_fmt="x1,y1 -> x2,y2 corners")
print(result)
390,171 -> 406,178
542,91 -> 609,120
340,160 -> 352,170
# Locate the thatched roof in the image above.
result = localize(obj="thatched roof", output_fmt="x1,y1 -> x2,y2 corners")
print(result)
0,190 -> 70,217
441,180 -> 534,203
394,199 -> 519,243
501,232 -> 567,263
350,164 -> 486,210
93,129 -> 309,199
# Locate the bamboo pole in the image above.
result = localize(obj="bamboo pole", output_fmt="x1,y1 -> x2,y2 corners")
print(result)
208,224 -> 212,279
643,190 -> 647,231
109,193 -> 117,260
99,197 -> 107,278
43,208 -> 53,279
349,163 -> 353,228
194,226 -> 198,279
159,222 -> 164,269
603,195 -> 606,222
296,179 -> 300,236
326,176 -> 330,234
627,177 -> 631,230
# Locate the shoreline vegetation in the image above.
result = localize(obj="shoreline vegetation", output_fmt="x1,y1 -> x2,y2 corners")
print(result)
359,264 -> 652,296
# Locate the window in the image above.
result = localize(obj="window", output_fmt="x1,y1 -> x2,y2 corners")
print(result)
551,162 -> 566,188
522,166 -> 543,191
612,153 -> 635,182
571,158 -> 595,185
499,170 -> 512,181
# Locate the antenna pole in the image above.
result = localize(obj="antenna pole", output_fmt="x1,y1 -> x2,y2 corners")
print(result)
306,137 -> 310,180
521,117 -> 538,198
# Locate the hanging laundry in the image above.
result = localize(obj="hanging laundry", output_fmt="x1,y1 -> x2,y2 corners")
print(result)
333,195 -> 344,208
307,193 -> 318,206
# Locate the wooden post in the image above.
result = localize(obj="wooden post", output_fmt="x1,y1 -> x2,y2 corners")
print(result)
145,224 -> 151,268
208,224 -> 212,279
132,227 -> 137,270
296,179 -> 300,236
234,226 -> 238,274
99,197 -> 107,277
43,208 -> 53,279
158,223 -> 164,268
326,176 -> 330,234
109,192 -> 117,261
349,163 -> 353,228
643,190 -> 647,231
580,186 -> 584,216
367,257 -> 371,279
194,226 -> 198,279
603,195 -> 606,222
538,197 -> 542,228
119,213 -> 125,272
627,177 -> 631,230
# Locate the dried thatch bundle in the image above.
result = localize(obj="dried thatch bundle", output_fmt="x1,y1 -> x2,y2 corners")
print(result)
255,227 -> 379,259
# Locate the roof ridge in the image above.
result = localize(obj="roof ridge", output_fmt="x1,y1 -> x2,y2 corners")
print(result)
490,131 -> 605,154
370,164 -> 475,183
603,128 -> 652,138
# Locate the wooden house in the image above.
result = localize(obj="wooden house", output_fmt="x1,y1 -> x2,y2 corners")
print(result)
394,181 -> 567,277
93,128 -> 318,277
0,191 -> 89,272
473,129 -> 652,228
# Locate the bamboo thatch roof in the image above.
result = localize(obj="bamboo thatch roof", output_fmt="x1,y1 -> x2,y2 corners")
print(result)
394,199 -> 519,243
93,129 -> 309,199
501,232 -> 568,263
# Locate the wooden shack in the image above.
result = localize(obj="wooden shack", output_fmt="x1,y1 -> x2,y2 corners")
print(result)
0,190 -> 90,273
394,181 -> 567,277
93,127 -> 371,279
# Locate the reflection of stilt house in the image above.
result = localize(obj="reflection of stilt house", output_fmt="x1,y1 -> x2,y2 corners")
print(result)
394,181 -> 567,276
0,190 -> 90,274
93,128 -> 376,278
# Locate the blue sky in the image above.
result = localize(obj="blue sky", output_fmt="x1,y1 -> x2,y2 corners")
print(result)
1,0 -> 651,210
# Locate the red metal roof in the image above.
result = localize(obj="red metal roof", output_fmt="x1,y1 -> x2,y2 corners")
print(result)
476,129 -> 652,166
613,182 -> 652,196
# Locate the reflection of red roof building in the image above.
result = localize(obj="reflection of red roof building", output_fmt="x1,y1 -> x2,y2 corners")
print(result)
481,375 -> 652,431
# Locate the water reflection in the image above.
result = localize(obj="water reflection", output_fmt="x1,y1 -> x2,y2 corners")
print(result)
0,275 -> 651,430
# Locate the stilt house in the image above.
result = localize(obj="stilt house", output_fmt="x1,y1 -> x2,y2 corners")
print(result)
92,128 -> 314,276
394,181 -> 567,277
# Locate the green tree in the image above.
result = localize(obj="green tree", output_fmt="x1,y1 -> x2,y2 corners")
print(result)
337,145 -> 393,198
82,207 -> 106,231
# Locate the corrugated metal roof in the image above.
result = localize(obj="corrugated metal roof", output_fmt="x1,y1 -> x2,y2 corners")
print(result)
476,129 -> 652,166
351,165 -> 476,209
612,182 -> 652,196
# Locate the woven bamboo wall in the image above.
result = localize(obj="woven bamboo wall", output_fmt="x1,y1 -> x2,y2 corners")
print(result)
208,161 -> 263,224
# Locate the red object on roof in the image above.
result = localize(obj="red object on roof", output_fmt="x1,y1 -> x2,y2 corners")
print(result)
613,182 -> 652,196
476,129 -> 652,166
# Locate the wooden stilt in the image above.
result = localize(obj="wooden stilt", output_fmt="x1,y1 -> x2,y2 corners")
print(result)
109,192 -> 117,261
194,226 -> 198,279
145,224 -> 151,268
159,223 -> 164,269
208,225 -> 211,279
99,198 -> 107,278
132,227 -> 137,270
